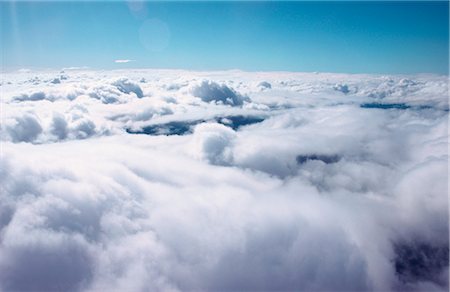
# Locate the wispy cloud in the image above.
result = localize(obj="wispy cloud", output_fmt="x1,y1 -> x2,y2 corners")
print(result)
114,59 -> 135,63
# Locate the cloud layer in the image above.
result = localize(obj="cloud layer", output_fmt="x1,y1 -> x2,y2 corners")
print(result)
0,69 -> 448,291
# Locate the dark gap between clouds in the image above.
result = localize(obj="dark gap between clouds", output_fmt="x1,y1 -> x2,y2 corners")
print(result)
393,241 -> 449,285
126,115 -> 266,136
360,103 -> 437,110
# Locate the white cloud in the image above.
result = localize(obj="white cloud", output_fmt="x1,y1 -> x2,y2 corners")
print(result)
0,69 -> 448,291
17,68 -> 31,73
190,122 -> 236,165
191,80 -> 250,106
114,59 -> 135,64
61,66 -> 90,71
112,77 -> 144,98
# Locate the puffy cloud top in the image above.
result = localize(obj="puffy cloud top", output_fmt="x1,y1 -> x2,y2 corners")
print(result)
191,122 -> 236,165
192,80 -> 250,106
112,78 -> 144,98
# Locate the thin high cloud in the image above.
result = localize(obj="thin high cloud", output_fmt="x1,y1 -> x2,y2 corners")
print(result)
114,59 -> 135,63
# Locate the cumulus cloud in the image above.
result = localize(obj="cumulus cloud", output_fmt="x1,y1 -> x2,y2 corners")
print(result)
112,77 -> 144,98
0,69 -> 448,291
257,81 -> 272,90
192,80 -> 250,106
50,113 -> 68,140
13,91 -> 47,101
4,114 -> 43,142
333,83 -> 352,94
191,122 -> 236,165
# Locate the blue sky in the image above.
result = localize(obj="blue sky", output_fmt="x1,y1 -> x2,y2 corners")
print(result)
1,1 -> 448,74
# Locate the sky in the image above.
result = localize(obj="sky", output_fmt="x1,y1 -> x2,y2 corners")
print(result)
1,1 -> 449,74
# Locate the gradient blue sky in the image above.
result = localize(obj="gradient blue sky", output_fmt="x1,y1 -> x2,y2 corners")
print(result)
1,1 -> 449,74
